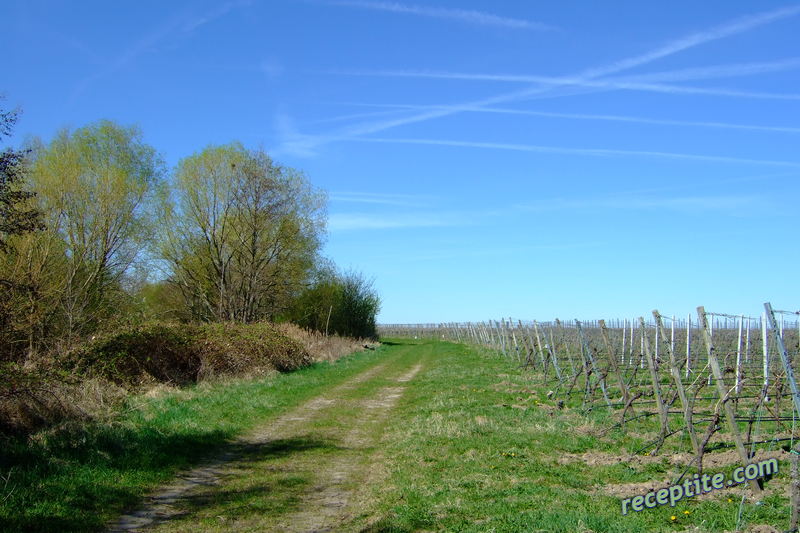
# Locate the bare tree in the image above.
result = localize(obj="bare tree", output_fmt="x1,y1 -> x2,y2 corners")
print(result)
162,143 -> 325,322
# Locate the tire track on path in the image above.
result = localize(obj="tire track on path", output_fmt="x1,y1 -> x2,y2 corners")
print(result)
275,362 -> 423,533
107,361 -> 390,532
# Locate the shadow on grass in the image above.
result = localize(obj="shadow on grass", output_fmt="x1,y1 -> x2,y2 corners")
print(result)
359,511 -> 435,533
118,436 -> 341,531
0,424 -> 339,532
378,339 -> 418,346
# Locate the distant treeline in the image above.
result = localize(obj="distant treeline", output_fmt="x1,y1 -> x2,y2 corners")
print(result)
0,104 -> 380,365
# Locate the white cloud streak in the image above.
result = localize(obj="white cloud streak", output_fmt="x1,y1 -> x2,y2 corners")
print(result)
70,1 -> 250,104
331,191 -> 434,207
336,56 -> 800,87
342,62 -> 800,101
326,0 -> 552,30
372,241 -> 606,263
351,137 -> 800,167
329,212 -> 463,230
182,0 -> 252,33
283,5 -> 800,153
579,5 -> 800,79
341,102 -> 800,134
309,109 -> 409,125
518,194 -> 762,213
617,57 -> 800,83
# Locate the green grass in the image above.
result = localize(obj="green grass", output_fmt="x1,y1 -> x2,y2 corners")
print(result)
149,340 -> 427,532
0,347 -> 386,532
1,339 -> 791,532
353,340 -> 791,533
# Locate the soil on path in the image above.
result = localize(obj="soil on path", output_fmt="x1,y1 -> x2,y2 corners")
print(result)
108,358 -> 423,532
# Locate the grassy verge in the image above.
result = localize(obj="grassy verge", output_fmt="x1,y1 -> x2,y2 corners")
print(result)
0,347 -> 386,532
354,340 -> 790,533
148,339 -> 426,532
2,339 -> 790,532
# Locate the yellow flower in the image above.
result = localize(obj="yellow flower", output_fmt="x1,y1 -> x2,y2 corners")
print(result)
727,498 -> 732,503
670,516 -> 677,521
683,510 -> 690,515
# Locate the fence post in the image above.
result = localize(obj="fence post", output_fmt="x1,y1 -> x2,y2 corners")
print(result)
600,319 -> 632,424
697,306 -> 762,497
577,320 -> 612,409
761,314 -> 769,388
764,303 -> 800,528
533,321 -> 548,371
686,312 -> 692,378
764,304 -> 800,418
654,311 -> 700,456
547,326 -> 563,381
736,315 -> 743,394
639,317 -> 670,447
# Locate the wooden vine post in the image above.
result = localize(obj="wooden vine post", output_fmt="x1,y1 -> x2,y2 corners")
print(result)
653,310 -> 700,456
547,327 -> 563,382
639,317 -> 670,448
599,319 -> 633,425
532,321 -> 549,374
764,302 -> 800,527
697,306 -> 763,497
576,320 -> 612,409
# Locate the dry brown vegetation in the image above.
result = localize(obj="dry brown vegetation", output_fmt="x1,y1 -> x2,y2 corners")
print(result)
0,321 -> 368,437
276,322 -> 376,362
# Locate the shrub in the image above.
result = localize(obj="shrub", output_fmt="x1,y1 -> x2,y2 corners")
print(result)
64,322 -> 200,387
65,321 -> 312,388
286,268 -> 380,339
1,321 -> 317,437
0,363 -> 78,435
194,322 -> 311,378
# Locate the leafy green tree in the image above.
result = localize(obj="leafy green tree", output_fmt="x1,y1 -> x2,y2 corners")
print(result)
0,105 -> 41,252
284,261 -> 342,333
0,104 -> 43,361
23,120 -> 165,345
161,143 -> 326,322
335,270 -> 380,339
286,266 -> 380,339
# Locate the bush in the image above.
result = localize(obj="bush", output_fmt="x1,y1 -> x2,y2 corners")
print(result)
64,322 -> 200,387
65,321 -> 312,388
0,321 -> 315,437
194,322 -> 311,378
286,268 -> 380,339
0,364 -> 79,435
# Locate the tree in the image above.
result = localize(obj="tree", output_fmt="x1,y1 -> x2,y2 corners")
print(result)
285,267 -> 380,339
0,103 -> 43,361
161,144 -> 326,322
335,270 -> 380,339
283,260 -> 342,333
25,120 -> 165,343
0,105 -> 41,252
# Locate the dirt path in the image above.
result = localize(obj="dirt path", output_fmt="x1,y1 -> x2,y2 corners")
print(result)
108,356 -> 423,532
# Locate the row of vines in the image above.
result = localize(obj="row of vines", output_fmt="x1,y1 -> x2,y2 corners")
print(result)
380,303 -> 800,529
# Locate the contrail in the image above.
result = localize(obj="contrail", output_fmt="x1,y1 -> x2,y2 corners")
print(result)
325,0 -> 553,30
282,4 -> 800,153
349,136 -> 800,168
337,102 -> 800,134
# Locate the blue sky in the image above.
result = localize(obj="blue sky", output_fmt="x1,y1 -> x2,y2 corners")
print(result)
3,1 -> 799,323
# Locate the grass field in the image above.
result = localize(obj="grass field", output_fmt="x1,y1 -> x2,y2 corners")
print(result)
1,339 -> 791,532
0,349 -> 385,532
355,341 -> 789,533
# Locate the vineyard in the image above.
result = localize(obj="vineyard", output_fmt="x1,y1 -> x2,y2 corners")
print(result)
380,303 -> 800,529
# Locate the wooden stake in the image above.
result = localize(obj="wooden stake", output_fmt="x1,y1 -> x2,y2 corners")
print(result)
577,320 -> 612,409
639,317 -> 670,448
600,319 -> 634,424
697,306 -> 762,497
653,310 -> 700,456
